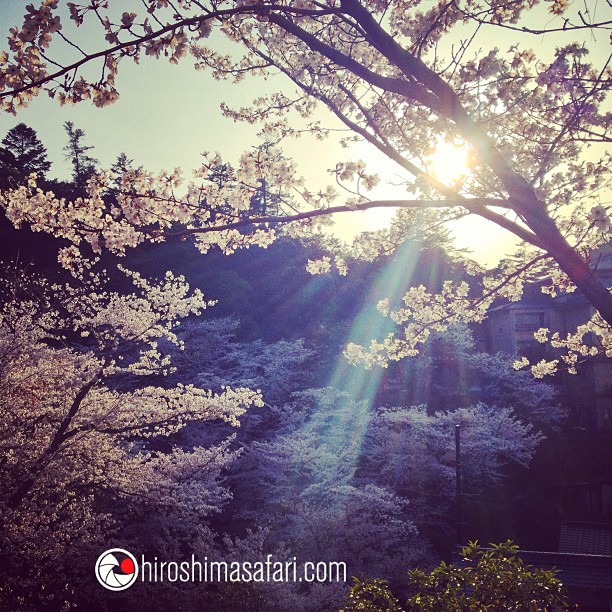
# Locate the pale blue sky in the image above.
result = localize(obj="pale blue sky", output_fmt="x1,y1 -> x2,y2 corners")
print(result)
0,3 -> 350,176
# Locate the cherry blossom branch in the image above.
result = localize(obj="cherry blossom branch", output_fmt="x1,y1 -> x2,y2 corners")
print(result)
456,9 -> 612,35
158,197 -> 506,236
267,13 -> 444,113
7,367 -> 103,508
531,54 -> 612,186
475,253 -> 551,308
0,4 -> 337,101
239,57 -> 544,249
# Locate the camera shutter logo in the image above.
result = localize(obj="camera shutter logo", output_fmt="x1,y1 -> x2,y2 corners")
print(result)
95,549 -> 138,591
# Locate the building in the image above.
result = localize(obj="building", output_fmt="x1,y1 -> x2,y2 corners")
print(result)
483,246 -> 612,430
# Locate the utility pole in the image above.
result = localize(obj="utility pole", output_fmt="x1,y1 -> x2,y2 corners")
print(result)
455,423 -> 463,545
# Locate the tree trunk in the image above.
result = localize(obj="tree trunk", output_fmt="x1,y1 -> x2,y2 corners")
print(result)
523,208 -> 612,326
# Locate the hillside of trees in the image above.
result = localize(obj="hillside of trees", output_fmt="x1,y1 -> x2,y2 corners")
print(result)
1,122 -> 610,611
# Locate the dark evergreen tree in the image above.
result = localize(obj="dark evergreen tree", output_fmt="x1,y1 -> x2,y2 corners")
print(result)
248,141 -> 283,218
197,161 -> 239,223
110,152 -> 139,188
249,176 -> 281,217
0,123 -> 51,188
62,121 -> 98,188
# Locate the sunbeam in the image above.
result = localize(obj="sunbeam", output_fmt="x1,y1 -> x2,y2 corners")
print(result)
301,239 -> 425,468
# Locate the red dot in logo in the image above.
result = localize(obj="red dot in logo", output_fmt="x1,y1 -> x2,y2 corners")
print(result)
120,558 -> 135,574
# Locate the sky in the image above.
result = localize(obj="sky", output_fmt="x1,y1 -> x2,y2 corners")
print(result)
0,1 -> 608,264
0,17 -> 395,243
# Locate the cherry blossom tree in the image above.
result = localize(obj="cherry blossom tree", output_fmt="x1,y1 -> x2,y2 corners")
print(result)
358,402 -> 544,538
226,388 -> 430,608
375,326 -> 566,428
225,386 -> 545,574
0,0 -> 609,374
168,316 -> 314,400
0,262 -> 263,610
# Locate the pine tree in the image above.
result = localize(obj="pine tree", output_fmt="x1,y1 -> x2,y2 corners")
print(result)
248,142 -> 283,218
110,152 -> 139,188
62,121 -> 98,188
0,123 -> 51,188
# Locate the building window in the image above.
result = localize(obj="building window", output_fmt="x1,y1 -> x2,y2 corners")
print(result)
516,340 -> 547,362
515,311 -> 545,331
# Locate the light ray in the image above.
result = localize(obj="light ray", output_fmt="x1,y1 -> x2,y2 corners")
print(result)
302,239 -> 424,469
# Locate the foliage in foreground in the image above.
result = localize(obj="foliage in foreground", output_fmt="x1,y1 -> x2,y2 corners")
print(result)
341,541 -> 568,612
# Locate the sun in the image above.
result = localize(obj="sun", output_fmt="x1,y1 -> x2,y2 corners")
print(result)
426,140 -> 471,186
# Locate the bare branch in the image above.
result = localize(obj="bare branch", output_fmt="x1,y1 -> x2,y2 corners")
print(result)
159,196 -> 510,236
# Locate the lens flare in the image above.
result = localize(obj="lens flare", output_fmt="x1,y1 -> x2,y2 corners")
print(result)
427,140 -> 471,186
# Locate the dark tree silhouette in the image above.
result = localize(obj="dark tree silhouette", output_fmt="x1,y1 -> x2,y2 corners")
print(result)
0,123 -> 51,188
62,121 -> 98,188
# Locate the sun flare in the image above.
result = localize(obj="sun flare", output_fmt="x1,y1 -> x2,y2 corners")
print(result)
427,140 -> 471,186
